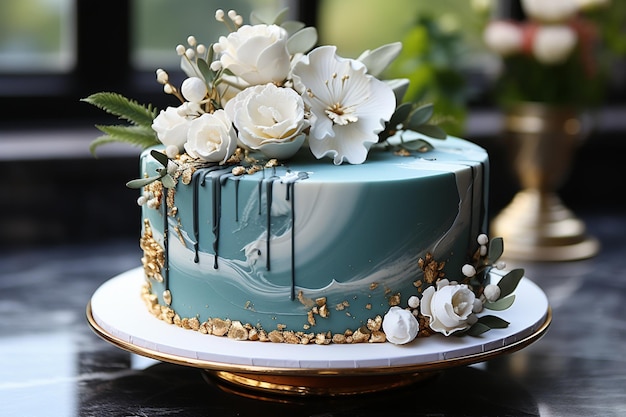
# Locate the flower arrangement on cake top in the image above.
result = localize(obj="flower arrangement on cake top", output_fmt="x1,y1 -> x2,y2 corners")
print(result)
84,8 -> 446,169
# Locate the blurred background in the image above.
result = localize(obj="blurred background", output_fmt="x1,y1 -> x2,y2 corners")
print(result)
1,0 -> 625,248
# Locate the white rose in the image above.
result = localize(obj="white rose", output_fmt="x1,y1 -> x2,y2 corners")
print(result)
225,84 -> 308,160
483,21 -> 523,56
382,306 -> 419,345
184,109 -> 237,164
532,25 -> 577,65
420,281 -> 476,336
151,106 -> 190,152
213,24 -> 291,86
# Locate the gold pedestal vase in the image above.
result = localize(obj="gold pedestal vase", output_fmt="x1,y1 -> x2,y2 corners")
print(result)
490,102 -> 599,261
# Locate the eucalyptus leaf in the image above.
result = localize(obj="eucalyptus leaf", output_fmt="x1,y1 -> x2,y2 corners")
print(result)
477,315 -> 510,329
388,102 -> 413,128
484,295 -> 516,311
270,7 -> 290,25
465,322 -> 491,337
498,268 -> 524,298
385,78 -> 410,104
407,104 -> 434,127
414,124 -> 447,139
357,42 -> 402,78
281,20 -> 306,36
196,58 -> 215,85
161,174 -> 177,189
150,149 -> 170,167
488,237 -> 504,262
287,26 -> 318,55
126,175 -> 162,189
401,138 -> 434,152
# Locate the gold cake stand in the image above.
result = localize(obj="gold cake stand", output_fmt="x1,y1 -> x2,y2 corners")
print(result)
86,268 -> 551,397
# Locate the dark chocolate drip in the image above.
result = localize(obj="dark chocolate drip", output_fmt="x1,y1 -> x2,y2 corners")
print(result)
162,190 -> 170,289
288,182 -> 296,300
211,173 -> 222,269
191,170 -> 203,263
265,178 -> 274,271
199,167 -> 232,269
282,171 -> 308,301
264,167 -> 279,271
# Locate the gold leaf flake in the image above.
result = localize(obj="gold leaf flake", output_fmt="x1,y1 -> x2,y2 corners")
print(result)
228,321 -> 249,341
163,289 -> 172,305
212,318 -> 231,336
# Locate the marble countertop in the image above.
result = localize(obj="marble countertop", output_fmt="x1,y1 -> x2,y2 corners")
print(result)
1,213 -> 625,417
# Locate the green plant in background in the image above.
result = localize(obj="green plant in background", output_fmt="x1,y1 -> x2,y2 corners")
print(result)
385,15 -> 473,137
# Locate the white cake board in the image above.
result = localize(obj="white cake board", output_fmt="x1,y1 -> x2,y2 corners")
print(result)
87,267 -> 550,395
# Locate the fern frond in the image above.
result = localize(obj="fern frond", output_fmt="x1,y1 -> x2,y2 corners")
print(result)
82,92 -> 159,128
90,125 -> 159,156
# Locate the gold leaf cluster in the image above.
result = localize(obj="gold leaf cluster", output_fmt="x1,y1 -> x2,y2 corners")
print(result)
140,219 -> 164,283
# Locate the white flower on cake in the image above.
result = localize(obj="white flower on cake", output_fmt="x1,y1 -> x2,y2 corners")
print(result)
420,279 -> 477,336
184,109 -> 237,164
382,306 -> 419,345
213,23 -> 291,86
225,83 -> 308,160
291,45 -> 397,165
86,7 -> 445,167
151,106 -> 192,153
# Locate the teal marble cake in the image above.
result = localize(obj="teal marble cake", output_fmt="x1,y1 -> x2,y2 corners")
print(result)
138,135 -> 489,344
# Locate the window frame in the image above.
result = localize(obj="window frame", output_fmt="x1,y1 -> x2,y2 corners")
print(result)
0,0 -> 317,128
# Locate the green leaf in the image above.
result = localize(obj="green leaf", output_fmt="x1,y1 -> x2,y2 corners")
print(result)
357,42 -> 402,78
477,315 -> 510,328
488,237 -> 504,262
82,92 -> 159,128
89,125 -> 159,156
251,7 -> 289,25
126,175 -> 162,189
401,138 -> 434,152
287,26 -> 318,55
388,102 -> 413,128
484,295 -> 516,311
465,322 -> 491,337
408,104 -> 434,127
386,78 -> 410,104
498,268 -> 525,298
150,149 -> 170,167
281,20 -> 306,36
196,58 -> 215,85
161,174 -> 177,189
414,124 -> 447,139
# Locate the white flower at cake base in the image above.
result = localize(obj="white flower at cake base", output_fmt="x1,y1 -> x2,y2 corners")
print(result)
184,109 -> 237,164
213,24 -> 291,87
291,45 -> 396,165
225,83 -> 309,160
420,279 -> 477,336
382,306 -> 419,345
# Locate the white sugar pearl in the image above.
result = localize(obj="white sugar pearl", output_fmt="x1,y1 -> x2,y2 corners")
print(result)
407,295 -> 420,309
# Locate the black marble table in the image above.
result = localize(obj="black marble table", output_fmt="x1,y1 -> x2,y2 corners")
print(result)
1,212 -> 625,416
